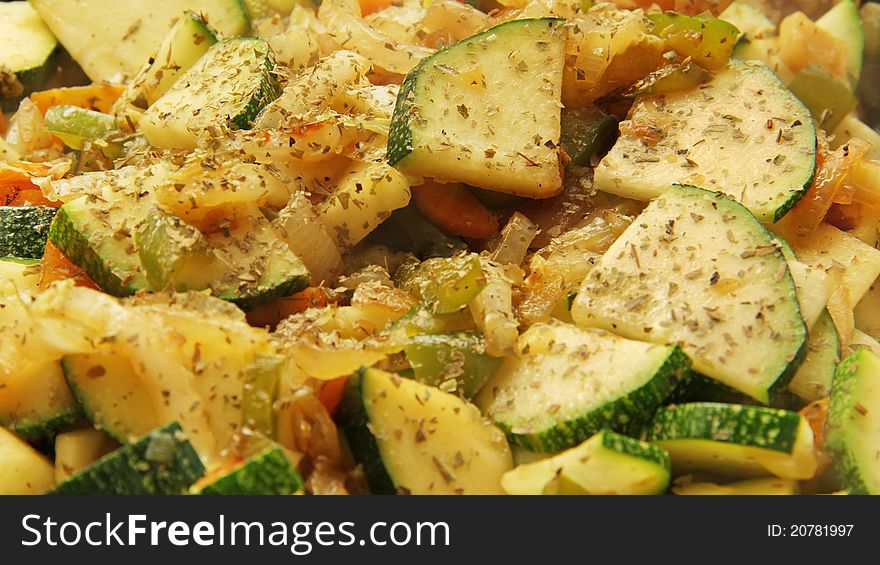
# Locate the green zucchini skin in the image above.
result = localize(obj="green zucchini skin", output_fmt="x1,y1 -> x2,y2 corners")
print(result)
644,402 -> 802,453
510,347 -> 690,452
826,348 -> 880,494
0,206 -> 58,259
193,445 -> 303,495
53,422 -> 205,495
338,371 -> 397,495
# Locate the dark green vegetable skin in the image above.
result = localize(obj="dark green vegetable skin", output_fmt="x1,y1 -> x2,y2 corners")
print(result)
53,422 -> 205,495
0,206 -> 58,258
194,445 -> 303,495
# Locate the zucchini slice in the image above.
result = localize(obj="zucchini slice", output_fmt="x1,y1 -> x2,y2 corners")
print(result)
0,426 -> 55,495
645,402 -> 818,480
0,360 -> 82,440
788,310 -> 840,403
816,0 -> 863,86
192,444 -> 303,495
502,430 -> 670,495
30,0 -> 249,83
119,11 -> 219,111
340,368 -> 513,494
0,257 -> 41,293
0,205 -> 58,259
140,38 -> 280,150
387,18 -> 565,198
54,422 -> 205,495
572,185 -> 807,404
826,348 -> 880,494
0,1 -> 57,94
62,352 -> 159,444
595,60 -> 816,223
476,322 -> 688,452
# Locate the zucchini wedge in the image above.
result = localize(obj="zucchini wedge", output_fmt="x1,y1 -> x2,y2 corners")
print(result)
54,422 -> 205,495
645,402 -> 818,480
30,0 -> 248,83
192,444 -> 303,495
140,37 -> 280,149
788,311 -> 841,403
0,206 -> 58,259
502,430 -> 670,495
387,18 -> 565,198
572,185 -> 807,404
0,360 -> 82,441
826,348 -> 880,494
595,60 -> 816,223
340,368 -> 513,494
0,1 -> 57,97
476,321 -> 688,452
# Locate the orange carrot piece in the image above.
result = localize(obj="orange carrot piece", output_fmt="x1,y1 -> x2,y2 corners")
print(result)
39,242 -> 98,291
358,0 -> 394,16
246,287 -> 332,329
318,376 -> 349,415
30,84 -> 125,115
0,162 -> 60,207
411,181 -> 500,239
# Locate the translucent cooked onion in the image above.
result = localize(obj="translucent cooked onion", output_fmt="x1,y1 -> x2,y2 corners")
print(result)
318,0 -> 434,75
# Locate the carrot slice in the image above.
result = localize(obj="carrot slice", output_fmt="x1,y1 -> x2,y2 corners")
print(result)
39,241 -> 98,291
30,84 -> 125,115
411,181 -> 499,239
318,376 -> 349,415
358,0 -> 394,16
246,287 -> 332,329
0,162 -> 60,207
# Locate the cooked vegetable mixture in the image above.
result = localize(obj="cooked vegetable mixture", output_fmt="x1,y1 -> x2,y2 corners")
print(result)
1,0 -> 879,496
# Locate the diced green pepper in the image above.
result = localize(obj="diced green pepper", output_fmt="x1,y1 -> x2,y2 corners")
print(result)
560,108 -> 620,166
392,304 -> 477,338
788,64 -> 858,132
648,12 -> 740,70
621,61 -> 710,99
398,253 -> 486,314
241,355 -> 284,437
43,105 -> 117,150
404,332 -> 502,399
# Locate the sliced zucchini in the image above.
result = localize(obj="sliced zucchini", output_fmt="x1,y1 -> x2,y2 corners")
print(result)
0,1 -> 57,94
476,322 -> 688,452
0,360 -> 82,440
119,11 -> 219,110
387,18 -> 565,198
645,402 -> 818,480
595,60 -> 816,223
787,64 -> 857,132
62,352 -> 159,444
501,430 -> 670,495
192,444 -> 303,495
339,367 -> 513,494
816,0 -> 863,86
672,477 -> 800,495
0,426 -> 55,495
0,205 -> 58,259
140,38 -> 280,149
572,185 -> 807,404
788,311 -> 840,403
54,428 -> 118,483
49,193 -> 151,296
30,0 -> 249,83
54,422 -> 205,495
825,348 -> 880,494
559,107 -> 619,167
